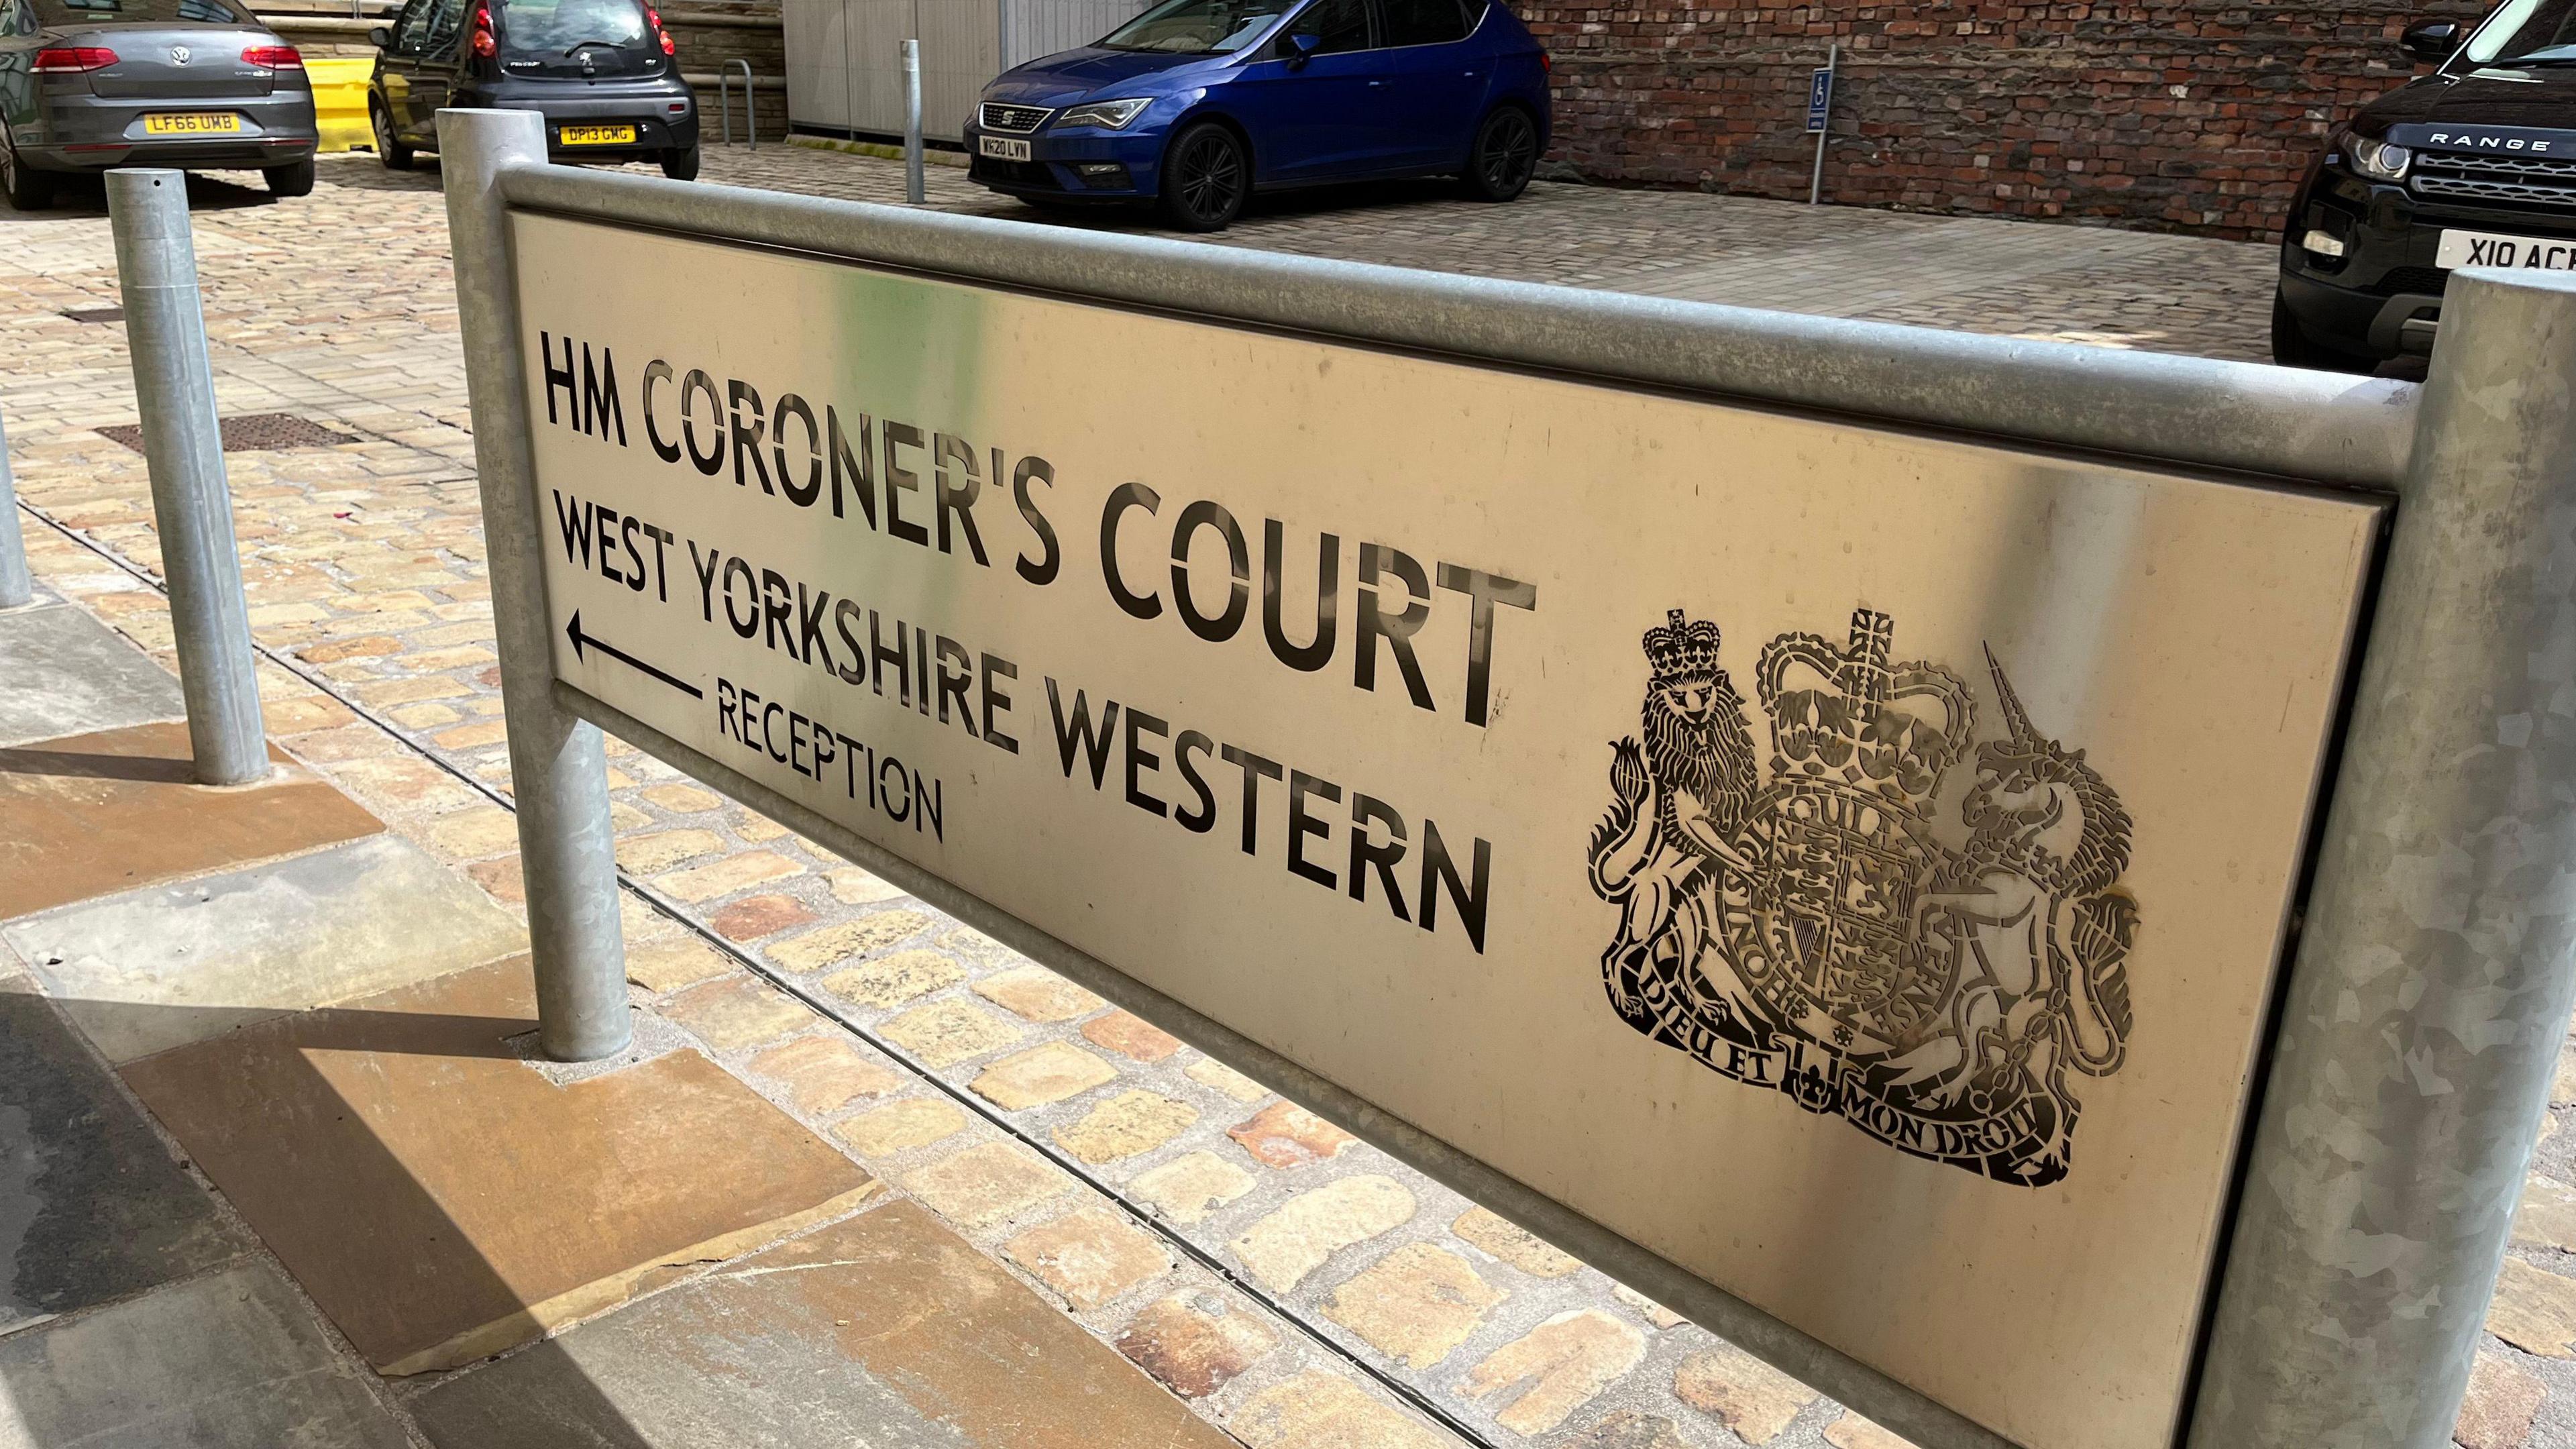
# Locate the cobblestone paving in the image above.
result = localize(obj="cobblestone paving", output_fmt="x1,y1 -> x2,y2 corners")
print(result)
3,150 -> 2563,1449
729,140 -> 2281,360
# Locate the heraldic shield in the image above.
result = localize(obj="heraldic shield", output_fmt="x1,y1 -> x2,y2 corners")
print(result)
1585,607 -> 2139,1187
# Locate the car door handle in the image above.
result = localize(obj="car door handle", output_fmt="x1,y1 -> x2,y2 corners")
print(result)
1366,78 -> 1383,86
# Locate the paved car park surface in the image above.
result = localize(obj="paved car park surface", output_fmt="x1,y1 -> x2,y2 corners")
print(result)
1,148 -> 2563,1449
737,142 -> 2283,360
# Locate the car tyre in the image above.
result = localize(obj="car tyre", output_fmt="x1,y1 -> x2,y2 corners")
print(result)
1157,121 -> 1247,232
264,158 -> 316,198
1,130 -> 53,212
1462,105 -> 1538,203
2269,289 -> 2375,374
661,144 -> 701,181
372,101 -> 415,170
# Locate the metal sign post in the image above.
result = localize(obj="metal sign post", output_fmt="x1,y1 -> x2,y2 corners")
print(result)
439,105 -> 2576,1449
440,113 -> 632,1062
1807,46 -> 1835,205
2190,270 -> 2576,1448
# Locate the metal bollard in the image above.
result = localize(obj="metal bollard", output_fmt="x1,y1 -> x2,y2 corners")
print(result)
107,170 -> 267,786
0,401 -> 30,610
902,38 -> 924,205
438,111 -> 633,1062
2189,268 -> 2576,1447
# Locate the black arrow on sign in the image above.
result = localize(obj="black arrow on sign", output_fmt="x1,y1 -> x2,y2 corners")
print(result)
566,610 -> 703,699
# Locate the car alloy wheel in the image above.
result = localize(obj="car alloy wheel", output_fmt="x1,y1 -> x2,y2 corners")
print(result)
372,102 -> 414,170
1468,107 -> 1537,203
1,127 -> 51,211
1160,123 -> 1246,232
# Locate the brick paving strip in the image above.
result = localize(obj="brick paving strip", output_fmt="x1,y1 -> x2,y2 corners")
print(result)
1,152 -> 2567,1448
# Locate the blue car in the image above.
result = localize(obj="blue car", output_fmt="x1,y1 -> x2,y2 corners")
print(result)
965,0 -> 1550,230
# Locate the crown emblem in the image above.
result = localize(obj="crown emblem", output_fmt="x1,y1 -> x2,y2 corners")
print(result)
1755,608 -> 1974,808
1642,608 -> 1722,683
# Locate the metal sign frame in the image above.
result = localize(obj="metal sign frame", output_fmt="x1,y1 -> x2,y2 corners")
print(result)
438,107 -> 2576,1449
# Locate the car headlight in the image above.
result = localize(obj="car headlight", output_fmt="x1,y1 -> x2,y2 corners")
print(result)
2339,129 -> 2411,182
1056,97 -> 1151,130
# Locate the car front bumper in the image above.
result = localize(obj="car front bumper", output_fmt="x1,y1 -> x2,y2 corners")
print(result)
963,119 -> 1165,199
2278,164 -> 2576,360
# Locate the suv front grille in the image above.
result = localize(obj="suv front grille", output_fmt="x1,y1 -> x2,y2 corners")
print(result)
979,103 -> 1052,134
2411,150 -> 2576,212
2373,266 -> 2452,297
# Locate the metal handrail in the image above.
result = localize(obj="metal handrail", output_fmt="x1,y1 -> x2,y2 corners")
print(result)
715,57 -> 754,150
496,162 -> 2421,492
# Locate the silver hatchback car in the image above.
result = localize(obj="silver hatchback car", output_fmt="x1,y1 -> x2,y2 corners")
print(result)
0,0 -> 321,209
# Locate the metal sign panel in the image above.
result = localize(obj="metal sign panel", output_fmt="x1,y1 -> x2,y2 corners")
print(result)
1807,66 -> 1834,132
511,211 -> 2381,1449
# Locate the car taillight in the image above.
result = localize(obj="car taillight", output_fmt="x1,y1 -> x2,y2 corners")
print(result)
645,6 -> 675,55
470,5 -> 496,57
32,45 -> 117,72
1539,51 -> 1551,73
241,44 -> 303,68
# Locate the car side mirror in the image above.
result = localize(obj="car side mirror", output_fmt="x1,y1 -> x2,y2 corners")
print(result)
2398,18 -> 2460,64
1285,31 -> 1320,67
369,24 -> 390,45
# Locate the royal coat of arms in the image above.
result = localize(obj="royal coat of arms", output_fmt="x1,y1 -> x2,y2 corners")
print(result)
1586,607 -> 2138,1186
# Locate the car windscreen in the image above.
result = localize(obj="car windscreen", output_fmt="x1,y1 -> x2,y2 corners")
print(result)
2464,0 -> 2576,65
498,0 -> 646,56
1098,0 -> 1291,54
33,0 -> 249,23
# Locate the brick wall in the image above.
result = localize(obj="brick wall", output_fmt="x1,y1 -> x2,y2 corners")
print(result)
1516,0 -> 2485,238
669,1 -> 790,142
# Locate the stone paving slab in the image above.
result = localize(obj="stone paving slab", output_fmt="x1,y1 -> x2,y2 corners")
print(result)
411,1197 -> 1238,1449
122,957 -> 877,1376
0,598 -> 183,749
0,719 -> 380,919
8,831 -> 525,1063
0,977 -> 248,1333
0,1260 -> 414,1449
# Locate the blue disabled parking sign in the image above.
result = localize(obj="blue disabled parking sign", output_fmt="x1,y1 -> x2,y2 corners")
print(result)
1806,67 -> 1834,133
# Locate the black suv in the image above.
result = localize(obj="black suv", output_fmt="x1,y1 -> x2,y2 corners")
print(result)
366,0 -> 699,178
2276,0 -> 2576,370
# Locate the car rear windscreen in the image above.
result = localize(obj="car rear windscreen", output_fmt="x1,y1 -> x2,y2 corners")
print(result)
34,0 -> 250,23
498,0 -> 648,56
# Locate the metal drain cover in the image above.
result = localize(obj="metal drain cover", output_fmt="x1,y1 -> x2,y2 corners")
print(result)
96,413 -> 358,453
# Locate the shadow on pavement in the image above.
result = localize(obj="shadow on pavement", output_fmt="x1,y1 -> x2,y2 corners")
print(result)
0,983 -> 654,1447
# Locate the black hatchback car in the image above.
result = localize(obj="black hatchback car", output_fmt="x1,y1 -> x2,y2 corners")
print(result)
2275,0 -> 2576,370
366,0 -> 698,178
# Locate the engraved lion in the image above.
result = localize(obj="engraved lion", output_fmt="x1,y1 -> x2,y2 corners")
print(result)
1587,610 -> 1763,1039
